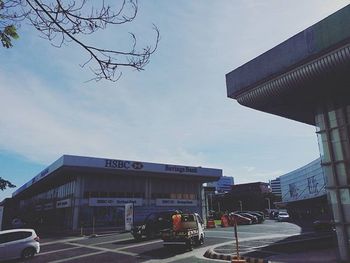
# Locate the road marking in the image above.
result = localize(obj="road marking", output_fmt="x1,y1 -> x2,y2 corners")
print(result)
118,239 -> 163,250
47,251 -> 106,263
38,246 -> 81,255
88,237 -> 133,246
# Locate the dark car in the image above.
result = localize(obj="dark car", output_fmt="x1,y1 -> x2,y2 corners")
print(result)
234,212 -> 258,224
228,213 -> 252,225
246,211 -> 265,223
131,210 -> 181,240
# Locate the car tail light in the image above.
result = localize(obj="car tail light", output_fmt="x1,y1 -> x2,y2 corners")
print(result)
34,236 -> 40,242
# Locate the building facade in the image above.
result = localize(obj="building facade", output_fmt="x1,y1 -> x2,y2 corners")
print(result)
9,155 -> 222,231
206,176 -> 234,193
280,158 -> 329,219
214,182 -> 271,213
269,178 -> 282,197
226,5 -> 350,261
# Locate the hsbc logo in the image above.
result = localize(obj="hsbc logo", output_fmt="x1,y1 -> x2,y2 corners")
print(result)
105,159 -> 144,170
132,162 -> 144,170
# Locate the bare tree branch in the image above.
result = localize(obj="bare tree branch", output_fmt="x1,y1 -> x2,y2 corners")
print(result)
1,0 -> 160,82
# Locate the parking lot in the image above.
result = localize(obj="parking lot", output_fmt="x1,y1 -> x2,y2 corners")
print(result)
4,219 -> 334,263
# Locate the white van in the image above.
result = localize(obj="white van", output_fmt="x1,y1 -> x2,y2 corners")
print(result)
0,229 -> 40,261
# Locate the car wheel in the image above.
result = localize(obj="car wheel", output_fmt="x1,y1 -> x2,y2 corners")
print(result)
146,231 -> 155,239
134,234 -> 142,241
186,239 -> 193,251
199,235 -> 204,245
21,247 -> 35,259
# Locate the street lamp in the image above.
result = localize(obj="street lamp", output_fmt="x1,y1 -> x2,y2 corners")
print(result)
238,200 -> 242,211
265,198 -> 271,211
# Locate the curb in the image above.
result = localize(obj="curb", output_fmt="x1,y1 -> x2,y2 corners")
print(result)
204,248 -> 268,263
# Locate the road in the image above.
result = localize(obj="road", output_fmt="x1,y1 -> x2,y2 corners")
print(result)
12,220 -> 335,263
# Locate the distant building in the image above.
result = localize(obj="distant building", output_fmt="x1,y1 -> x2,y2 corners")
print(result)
231,182 -> 271,194
213,182 -> 271,212
269,178 -> 282,197
207,176 -> 234,193
279,158 -> 328,220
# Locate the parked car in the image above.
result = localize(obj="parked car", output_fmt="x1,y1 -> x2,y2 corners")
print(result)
247,211 -> 265,223
228,213 -> 252,225
234,212 -> 258,224
0,229 -> 40,261
277,211 -> 290,222
131,210 -> 181,240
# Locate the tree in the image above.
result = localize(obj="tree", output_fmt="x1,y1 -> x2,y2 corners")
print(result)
0,0 -> 160,81
0,177 -> 16,191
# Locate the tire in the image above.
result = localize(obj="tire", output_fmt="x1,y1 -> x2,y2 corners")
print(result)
186,239 -> 193,251
195,235 -> 204,246
134,234 -> 142,241
199,235 -> 204,245
21,247 -> 35,259
146,231 -> 155,240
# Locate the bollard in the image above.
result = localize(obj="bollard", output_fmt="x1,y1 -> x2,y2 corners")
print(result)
231,218 -> 246,263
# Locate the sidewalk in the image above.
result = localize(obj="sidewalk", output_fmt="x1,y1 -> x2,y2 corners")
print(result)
267,248 -> 338,263
204,231 -> 339,262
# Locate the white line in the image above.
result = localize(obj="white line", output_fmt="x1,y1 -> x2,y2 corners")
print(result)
38,246 -> 81,256
47,251 -> 106,263
91,237 -> 133,246
118,239 -> 163,250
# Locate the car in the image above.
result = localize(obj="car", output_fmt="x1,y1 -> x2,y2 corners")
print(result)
228,213 -> 252,225
234,212 -> 259,224
131,210 -> 181,240
277,211 -> 290,222
0,229 -> 40,261
247,211 -> 265,223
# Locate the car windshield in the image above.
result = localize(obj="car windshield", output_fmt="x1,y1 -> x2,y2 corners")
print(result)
279,212 -> 288,216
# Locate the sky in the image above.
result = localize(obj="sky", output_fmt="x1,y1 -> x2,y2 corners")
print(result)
0,0 -> 349,201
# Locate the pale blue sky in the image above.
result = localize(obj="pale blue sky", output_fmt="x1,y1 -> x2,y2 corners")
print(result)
1,1 -> 349,201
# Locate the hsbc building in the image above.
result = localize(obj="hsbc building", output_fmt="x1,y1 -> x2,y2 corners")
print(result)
10,155 -> 222,231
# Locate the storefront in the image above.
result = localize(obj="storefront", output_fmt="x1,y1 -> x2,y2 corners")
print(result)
11,155 -> 222,231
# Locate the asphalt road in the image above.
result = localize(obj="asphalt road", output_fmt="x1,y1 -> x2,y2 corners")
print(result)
7,220 -> 336,263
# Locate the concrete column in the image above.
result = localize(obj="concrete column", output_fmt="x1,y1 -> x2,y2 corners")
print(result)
315,103 -> 350,261
72,176 -> 82,231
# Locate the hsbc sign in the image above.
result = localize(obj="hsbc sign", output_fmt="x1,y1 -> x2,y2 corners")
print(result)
105,159 -> 144,170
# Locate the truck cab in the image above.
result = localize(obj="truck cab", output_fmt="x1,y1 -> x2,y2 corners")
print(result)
161,213 -> 204,250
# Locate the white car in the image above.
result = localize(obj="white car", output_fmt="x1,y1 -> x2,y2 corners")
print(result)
0,229 -> 40,261
277,211 -> 290,222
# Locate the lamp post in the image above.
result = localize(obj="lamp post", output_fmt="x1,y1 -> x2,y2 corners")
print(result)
238,200 -> 242,211
265,198 -> 271,212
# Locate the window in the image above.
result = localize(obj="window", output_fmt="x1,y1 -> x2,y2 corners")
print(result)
0,231 -> 32,244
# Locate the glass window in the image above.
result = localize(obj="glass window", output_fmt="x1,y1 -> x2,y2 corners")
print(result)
317,132 -> 330,163
323,165 -> 335,187
336,163 -> 348,186
315,112 -> 326,131
339,190 -> 350,231
328,110 -> 337,128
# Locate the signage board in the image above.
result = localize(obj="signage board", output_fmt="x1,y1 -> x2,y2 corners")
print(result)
56,199 -> 71,209
44,203 -> 54,210
125,203 -> 134,231
156,199 -> 197,207
89,198 -> 142,207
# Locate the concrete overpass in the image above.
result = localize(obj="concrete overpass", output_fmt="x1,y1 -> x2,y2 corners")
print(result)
226,5 -> 350,262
